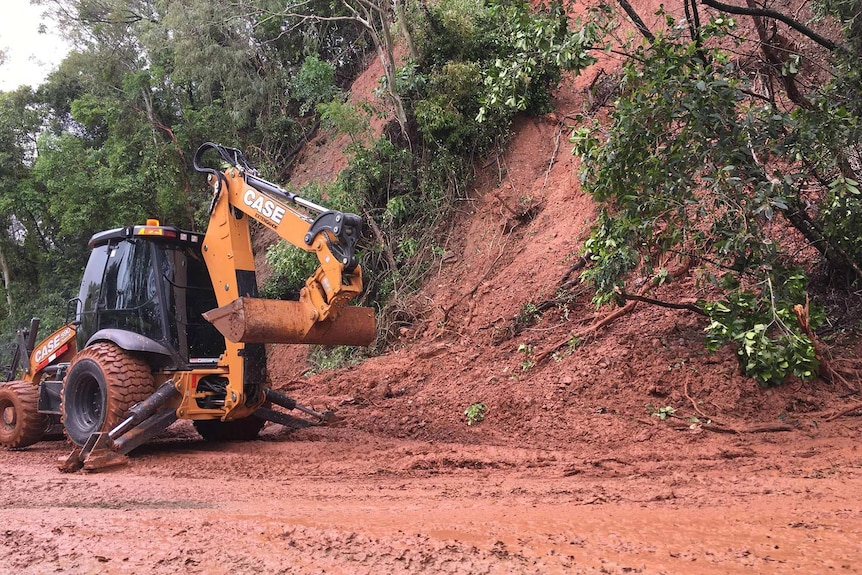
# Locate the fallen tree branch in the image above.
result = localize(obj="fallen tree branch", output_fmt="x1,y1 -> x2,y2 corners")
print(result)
617,0 -> 655,42
825,402 -> 862,421
697,423 -> 795,433
748,0 -> 812,107
536,257 -> 693,364
699,0 -> 841,52
616,289 -> 708,316
534,299 -> 637,364
738,423 -> 795,433
542,121 -> 564,193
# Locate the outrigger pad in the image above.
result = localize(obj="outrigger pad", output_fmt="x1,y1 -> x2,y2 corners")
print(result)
57,432 -> 127,473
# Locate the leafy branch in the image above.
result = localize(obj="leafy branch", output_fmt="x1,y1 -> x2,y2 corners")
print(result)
569,16 -> 860,386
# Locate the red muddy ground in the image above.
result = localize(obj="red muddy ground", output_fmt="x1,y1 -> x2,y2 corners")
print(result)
2,3 -> 861,574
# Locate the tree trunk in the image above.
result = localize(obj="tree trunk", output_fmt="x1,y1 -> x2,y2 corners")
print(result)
363,0 -> 411,146
0,242 -> 13,317
782,198 -> 862,281
140,87 -> 159,146
393,0 -> 419,60
745,0 -> 812,108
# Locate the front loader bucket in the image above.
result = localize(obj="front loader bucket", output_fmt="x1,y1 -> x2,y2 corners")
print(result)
203,298 -> 376,346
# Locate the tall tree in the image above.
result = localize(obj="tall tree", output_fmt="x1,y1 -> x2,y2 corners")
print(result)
0,87 -> 48,319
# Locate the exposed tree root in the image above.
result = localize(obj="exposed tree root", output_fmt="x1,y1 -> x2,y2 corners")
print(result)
492,192 -> 523,219
560,255 -> 589,288
684,376 -> 715,422
494,255 -> 590,343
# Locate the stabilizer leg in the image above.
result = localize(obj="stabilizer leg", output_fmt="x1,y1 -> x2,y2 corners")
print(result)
58,432 -> 122,472
263,387 -> 339,425
58,381 -> 180,473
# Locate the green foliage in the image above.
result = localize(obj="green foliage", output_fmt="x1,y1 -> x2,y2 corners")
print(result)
475,1 -> 599,122
702,274 -> 822,385
306,345 -> 367,374
337,136 -> 423,310
414,61 -> 482,152
516,302 -> 541,328
262,241 -> 317,299
517,343 -> 535,370
0,283 -> 70,346
413,0 -> 599,154
815,0 -> 862,54
0,0 -> 374,344
33,134 -> 162,239
571,16 -> 858,386
578,210 -> 640,307
822,176 -> 862,258
0,88 -> 64,337
293,55 -> 342,116
341,137 -> 415,203
327,0 -> 600,346
317,100 -> 370,143
464,402 -> 487,425
0,0 -> 600,359
648,405 -> 676,420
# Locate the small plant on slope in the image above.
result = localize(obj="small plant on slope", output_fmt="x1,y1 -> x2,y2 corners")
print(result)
465,403 -> 487,426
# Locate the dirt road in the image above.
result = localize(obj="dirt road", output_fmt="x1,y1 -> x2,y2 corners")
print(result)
2,419 -> 860,575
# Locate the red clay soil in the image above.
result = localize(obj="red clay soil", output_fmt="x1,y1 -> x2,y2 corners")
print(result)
2,5 -> 861,574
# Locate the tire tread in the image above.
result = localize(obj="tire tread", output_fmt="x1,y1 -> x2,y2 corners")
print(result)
62,342 -> 155,445
0,381 -> 47,449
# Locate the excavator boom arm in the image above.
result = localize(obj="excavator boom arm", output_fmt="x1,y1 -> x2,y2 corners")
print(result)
194,142 -> 375,346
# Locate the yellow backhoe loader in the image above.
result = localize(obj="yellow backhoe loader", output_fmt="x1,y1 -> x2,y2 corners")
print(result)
0,142 -> 375,471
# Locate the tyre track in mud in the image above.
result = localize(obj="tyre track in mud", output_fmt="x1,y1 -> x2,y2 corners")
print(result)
1,422 -> 861,575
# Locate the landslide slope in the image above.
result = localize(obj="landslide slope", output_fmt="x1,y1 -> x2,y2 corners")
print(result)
266,8 -> 861,463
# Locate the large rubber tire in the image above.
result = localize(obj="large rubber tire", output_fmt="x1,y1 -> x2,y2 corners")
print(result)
0,381 -> 47,449
193,415 -> 266,442
62,342 -> 155,446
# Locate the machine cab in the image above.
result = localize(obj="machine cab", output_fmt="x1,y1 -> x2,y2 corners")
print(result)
76,220 -> 225,367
